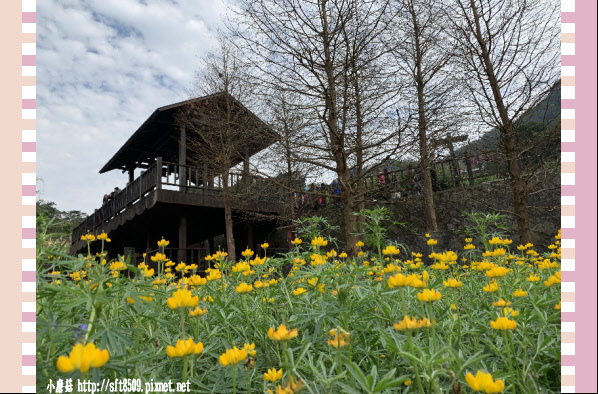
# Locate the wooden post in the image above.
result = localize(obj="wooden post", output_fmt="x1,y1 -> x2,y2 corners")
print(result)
447,143 -> 461,187
465,157 -> 475,186
156,157 -> 162,190
243,147 -> 250,193
203,163 -> 208,195
247,222 -> 254,251
209,237 -> 215,256
178,214 -> 187,263
179,127 -> 187,192
128,168 -> 134,184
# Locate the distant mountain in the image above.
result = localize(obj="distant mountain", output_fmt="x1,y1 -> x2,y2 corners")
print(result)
456,80 -> 561,157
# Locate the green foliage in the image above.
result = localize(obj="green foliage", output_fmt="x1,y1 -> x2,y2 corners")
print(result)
37,221 -> 561,393
462,212 -> 512,251
354,207 -> 407,260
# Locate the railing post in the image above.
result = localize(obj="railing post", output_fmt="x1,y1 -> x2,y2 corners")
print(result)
156,157 -> 162,190
202,163 -> 208,195
465,157 -> 475,186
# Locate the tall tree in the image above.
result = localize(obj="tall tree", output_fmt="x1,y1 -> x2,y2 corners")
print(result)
178,39 -> 269,261
233,0 -> 400,254
448,0 -> 560,243
392,0 -> 461,232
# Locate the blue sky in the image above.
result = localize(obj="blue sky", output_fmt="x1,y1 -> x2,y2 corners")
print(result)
37,0 -> 233,214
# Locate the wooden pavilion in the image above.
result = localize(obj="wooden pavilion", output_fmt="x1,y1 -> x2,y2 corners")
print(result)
70,92 -> 284,263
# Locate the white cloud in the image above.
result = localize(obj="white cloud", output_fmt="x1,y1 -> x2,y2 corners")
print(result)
37,0 -> 233,214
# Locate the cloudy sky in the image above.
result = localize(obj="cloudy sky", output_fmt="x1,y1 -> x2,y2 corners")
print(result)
37,0 -> 234,214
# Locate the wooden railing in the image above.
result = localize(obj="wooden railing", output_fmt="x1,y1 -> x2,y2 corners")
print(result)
358,155 -> 501,199
72,158 -> 282,243
72,160 -> 160,243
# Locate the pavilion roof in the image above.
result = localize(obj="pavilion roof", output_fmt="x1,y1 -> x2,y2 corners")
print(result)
100,92 -> 277,174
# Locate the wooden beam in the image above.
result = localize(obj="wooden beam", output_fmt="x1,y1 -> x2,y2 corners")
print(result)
179,126 -> 187,191
178,214 -> 187,263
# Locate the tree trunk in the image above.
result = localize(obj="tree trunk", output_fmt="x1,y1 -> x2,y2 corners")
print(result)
222,169 -> 236,261
470,0 -> 532,243
411,4 -> 439,232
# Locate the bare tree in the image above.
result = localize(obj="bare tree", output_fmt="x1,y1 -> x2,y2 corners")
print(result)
232,0 -> 402,254
448,0 -> 560,243
177,39 -> 271,261
391,0 -> 464,232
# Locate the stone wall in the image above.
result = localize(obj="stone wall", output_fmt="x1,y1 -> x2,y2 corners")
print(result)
307,176 -> 560,256
387,177 -> 560,253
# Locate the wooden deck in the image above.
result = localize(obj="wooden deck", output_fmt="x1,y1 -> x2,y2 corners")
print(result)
71,157 -> 286,252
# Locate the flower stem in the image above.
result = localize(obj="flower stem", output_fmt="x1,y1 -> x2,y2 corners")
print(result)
183,355 -> 188,382
407,332 -> 424,394
232,365 -> 237,394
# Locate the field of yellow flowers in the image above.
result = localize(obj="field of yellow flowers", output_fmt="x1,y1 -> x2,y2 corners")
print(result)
37,224 -> 561,393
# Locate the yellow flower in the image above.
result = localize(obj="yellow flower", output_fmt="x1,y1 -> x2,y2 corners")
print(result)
166,338 -> 203,358
293,287 -> 307,296
544,271 -> 561,287
243,342 -> 257,357
513,289 -> 528,297
188,275 -> 207,287
427,239 -> 438,246
127,295 -> 153,304
464,244 -> 476,250
291,238 -> 303,245
404,380 -> 413,386
151,253 -> 167,263
97,232 -> 110,241
490,317 -> 517,330
141,267 -> 154,278
554,301 -> 561,310
492,298 -> 511,307
483,282 -> 499,292
393,316 -> 432,331
268,324 -> 298,342
203,296 -> 214,303
526,274 -> 540,282
387,273 -> 411,288
417,289 -> 442,302
382,245 -> 400,255
262,297 -> 275,303
241,249 -> 254,257
206,269 -> 222,281
465,370 -> 505,393
109,261 -> 127,271
465,238 -> 473,243
356,241 -> 365,247
81,233 -> 96,242
274,377 -> 303,394
189,307 -> 207,317
264,368 -> 283,382
485,267 -> 509,278
56,343 -> 109,373
311,237 -> 328,248
502,308 -> 518,317
236,282 -> 253,294
310,254 -> 326,266
261,242 -> 270,249
422,270 -> 430,282
157,238 -> 170,247
219,346 -> 248,366
328,328 -> 350,348
443,278 -> 462,288
339,252 -> 348,258
425,233 -> 430,238
167,289 -> 199,309
451,304 -> 457,311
